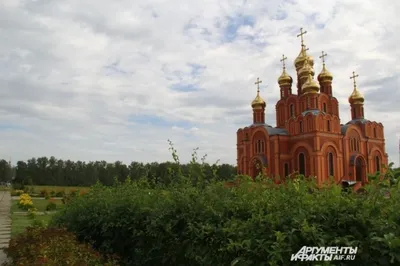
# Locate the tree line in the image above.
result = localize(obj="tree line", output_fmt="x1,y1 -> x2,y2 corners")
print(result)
0,156 -> 237,187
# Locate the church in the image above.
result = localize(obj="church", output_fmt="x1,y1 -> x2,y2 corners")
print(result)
236,29 -> 388,186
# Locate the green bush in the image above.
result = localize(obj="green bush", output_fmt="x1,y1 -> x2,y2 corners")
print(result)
51,172 -> 400,266
46,201 -> 57,211
3,227 -> 119,266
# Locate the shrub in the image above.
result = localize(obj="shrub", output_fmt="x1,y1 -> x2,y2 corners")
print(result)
17,193 -> 33,210
62,190 -> 80,204
51,174 -> 400,266
50,190 -> 56,197
46,201 -> 57,211
3,227 -> 119,266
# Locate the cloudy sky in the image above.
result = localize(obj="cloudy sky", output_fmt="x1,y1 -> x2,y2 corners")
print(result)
1,0 -> 399,167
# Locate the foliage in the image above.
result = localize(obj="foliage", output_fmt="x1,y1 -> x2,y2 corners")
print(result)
10,189 -> 24,196
51,143 -> 400,266
3,227 -> 119,266
46,200 -> 57,211
10,155 -> 236,187
0,158 -> 13,182
17,193 -> 33,210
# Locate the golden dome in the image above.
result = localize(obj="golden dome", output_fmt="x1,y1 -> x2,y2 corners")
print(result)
294,45 -> 314,70
299,58 -> 314,79
278,69 -> 292,86
348,88 -> 364,104
348,71 -> 364,104
302,73 -> 320,94
317,64 -> 333,82
251,93 -> 266,108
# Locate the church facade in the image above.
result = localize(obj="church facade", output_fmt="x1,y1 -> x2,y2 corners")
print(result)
236,29 -> 388,185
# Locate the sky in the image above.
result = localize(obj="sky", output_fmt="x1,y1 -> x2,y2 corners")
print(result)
0,0 -> 399,167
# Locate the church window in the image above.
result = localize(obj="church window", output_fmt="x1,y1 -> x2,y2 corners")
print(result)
373,128 -> 377,138
328,152 -> 334,177
375,156 -> 380,172
323,103 -> 327,112
350,137 -> 360,152
281,90 -> 284,98
315,98 -> 318,108
255,140 -> 265,154
327,120 -> 331,132
299,153 -> 305,175
290,104 -> 294,117
284,163 -> 289,177
299,121 -> 303,133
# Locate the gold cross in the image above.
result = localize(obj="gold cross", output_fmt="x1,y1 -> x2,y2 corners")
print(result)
297,28 -> 307,46
319,51 -> 328,65
280,54 -> 287,70
350,71 -> 359,88
255,77 -> 262,93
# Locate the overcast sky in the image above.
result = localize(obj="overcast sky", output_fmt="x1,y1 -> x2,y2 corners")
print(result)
1,0 -> 399,167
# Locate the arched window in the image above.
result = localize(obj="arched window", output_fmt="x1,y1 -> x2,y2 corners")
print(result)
327,120 -> 331,132
373,128 -> 377,138
350,137 -> 360,152
281,90 -> 284,98
299,153 -> 305,175
284,163 -> 289,177
290,104 -> 294,117
299,121 -> 303,133
315,98 -> 318,108
323,103 -> 327,112
255,140 -> 265,154
328,152 -> 334,177
375,156 -> 380,172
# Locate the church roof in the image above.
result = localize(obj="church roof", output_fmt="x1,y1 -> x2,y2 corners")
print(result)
301,109 -> 323,116
249,123 -> 289,136
346,118 -> 370,125
340,119 -> 370,135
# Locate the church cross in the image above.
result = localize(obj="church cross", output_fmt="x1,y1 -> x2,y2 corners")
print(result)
350,71 -> 359,88
319,51 -> 328,65
280,54 -> 287,70
297,28 -> 307,47
255,77 -> 262,93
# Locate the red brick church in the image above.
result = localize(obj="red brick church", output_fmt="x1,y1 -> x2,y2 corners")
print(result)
236,28 -> 388,186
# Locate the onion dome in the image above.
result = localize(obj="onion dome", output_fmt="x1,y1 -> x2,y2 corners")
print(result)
348,88 -> 364,104
251,92 -> 266,109
294,45 -> 314,71
348,71 -> 364,104
302,73 -> 320,94
278,69 -> 292,86
299,58 -> 314,79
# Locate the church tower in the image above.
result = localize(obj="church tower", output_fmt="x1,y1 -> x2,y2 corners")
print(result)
348,71 -> 365,120
317,51 -> 333,96
251,77 -> 266,124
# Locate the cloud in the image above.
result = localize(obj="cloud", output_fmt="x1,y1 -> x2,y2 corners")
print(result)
0,0 -> 399,167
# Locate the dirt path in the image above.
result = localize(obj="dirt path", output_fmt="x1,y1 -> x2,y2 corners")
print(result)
0,191 -> 11,264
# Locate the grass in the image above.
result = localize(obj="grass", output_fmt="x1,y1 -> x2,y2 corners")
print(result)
11,213 -> 55,237
11,198 -> 63,212
10,197 -> 63,236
